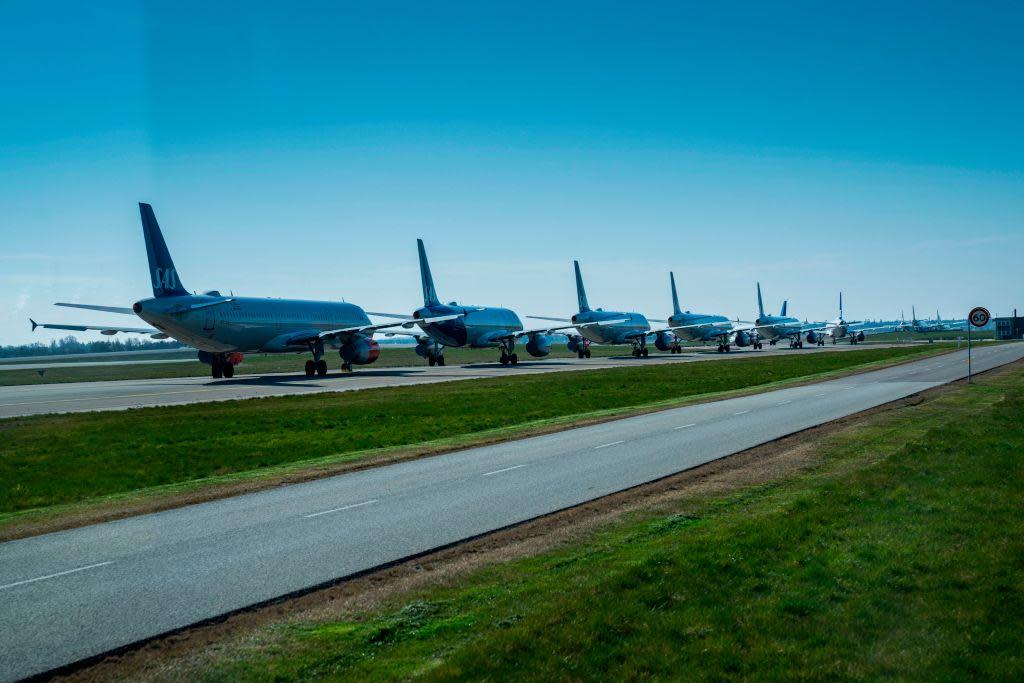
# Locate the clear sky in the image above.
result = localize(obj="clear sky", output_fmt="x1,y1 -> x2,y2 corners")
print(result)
2,1 -> 1022,345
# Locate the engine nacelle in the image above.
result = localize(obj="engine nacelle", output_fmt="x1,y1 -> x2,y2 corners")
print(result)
414,340 -> 433,358
525,334 -> 552,358
855,331 -> 865,342
806,331 -> 819,344
197,350 -> 215,365
733,331 -> 753,347
653,331 -> 676,352
340,337 -> 380,365
566,335 -> 582,353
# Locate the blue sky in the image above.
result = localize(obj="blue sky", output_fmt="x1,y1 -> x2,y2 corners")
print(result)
2,1 -> 1022,344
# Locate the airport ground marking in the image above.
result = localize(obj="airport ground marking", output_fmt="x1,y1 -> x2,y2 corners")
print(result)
0,561 -> 113,591
733,410 -> 751,416
482,464 -> 527,477
673,423 -> 697,430
304,499 -> 379,519
776,400 -> 792,406
594,440 -> 626,450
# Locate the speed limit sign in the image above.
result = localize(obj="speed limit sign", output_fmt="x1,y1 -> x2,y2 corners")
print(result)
969,307 -> 990,328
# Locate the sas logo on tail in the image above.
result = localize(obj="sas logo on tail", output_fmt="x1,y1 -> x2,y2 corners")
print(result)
155,267 -> 177,290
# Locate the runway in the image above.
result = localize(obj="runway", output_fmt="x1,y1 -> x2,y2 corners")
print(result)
0,343 -> 913,419
0,342 -> 1019,681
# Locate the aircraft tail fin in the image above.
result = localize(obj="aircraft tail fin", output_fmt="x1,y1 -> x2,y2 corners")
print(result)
416,239 -> 440,307
839,292 -> 844,320
756,282 -> 765,319
574,260 -> 591,312
669,272 -> 681,316
139,203 -> 188,298
781,300 -> 788,317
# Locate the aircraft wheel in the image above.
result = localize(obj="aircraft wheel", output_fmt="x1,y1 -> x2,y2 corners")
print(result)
510,353 -> 518,365
223,363 -> 234,378
577,350 -> 585,359
585,349 -> 591,358
316,359 -> 328,376
437,356 -> 445,366
500,353 -> 509,365
725,345 -> 731,353
641,348 -> 649,358
341,362 -> 353,372
428,355 -> 436,367
304,360 -> 316,377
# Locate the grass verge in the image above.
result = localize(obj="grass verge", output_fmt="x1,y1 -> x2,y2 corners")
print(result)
184,359 -> 1024,681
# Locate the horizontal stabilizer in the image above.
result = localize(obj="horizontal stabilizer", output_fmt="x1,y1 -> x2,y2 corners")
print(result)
55,303 -> 135,315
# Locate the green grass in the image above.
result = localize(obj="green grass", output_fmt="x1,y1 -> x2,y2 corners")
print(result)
0,343 -> 682,386
0,346 -> 938,516
200,360 -> 1024,681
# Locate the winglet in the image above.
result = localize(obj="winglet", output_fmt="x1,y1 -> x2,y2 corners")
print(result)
139,203 -> 188,298
416,239 -> 440,307
756,282 -> 765,319
30,318 -> 38,332
574,260 -> 591,312
669,272 -> 682,316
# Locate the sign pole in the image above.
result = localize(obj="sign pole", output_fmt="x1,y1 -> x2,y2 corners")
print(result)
967,313 -> 972,384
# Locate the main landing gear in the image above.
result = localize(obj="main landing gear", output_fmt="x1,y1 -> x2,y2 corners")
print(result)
631,341 -> 650,358
788,339 -> 805,349
499,339 -> 518,366
211,354 -> 235,379
716,344 -> 732,353
427,353 -> 446,367
305,340 -> 329,377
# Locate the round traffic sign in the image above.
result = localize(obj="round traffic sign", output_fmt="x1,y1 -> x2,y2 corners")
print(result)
969,306 -> 990,328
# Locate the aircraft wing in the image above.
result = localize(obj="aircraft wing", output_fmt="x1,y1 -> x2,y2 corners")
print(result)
527,315 -> 573,323
364,311 -> 414,320
305,313 -> 465,343
55,302 -> 135,315
30,319 -> 169,339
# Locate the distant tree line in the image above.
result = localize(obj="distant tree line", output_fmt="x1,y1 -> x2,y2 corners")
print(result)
0,335 -> 184,359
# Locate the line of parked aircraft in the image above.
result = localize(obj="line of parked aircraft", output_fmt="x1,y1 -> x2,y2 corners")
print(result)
30,204 -> 920,378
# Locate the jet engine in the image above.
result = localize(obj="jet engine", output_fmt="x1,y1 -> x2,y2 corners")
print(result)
566,335 -> 583,353
340,337 -> 381,365
806,331 -> 819,345
855,331 -> 865,342
653,331 -> 676,352
525,334 -> 552,358
733,331 -> 753,347
414,339 -> 433,358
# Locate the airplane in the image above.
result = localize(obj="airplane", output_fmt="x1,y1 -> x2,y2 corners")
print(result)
660,272 -> 760,353
900,306 -> 965,333
530,261 -> 651,358
803,292 -> 879,345
30,203 -> 458,379
372,239 -> 584,366
751,283 -> 809,348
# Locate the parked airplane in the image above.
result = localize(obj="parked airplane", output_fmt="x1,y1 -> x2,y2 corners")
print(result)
31,203 -> 457,378
804,292 -> 873,345
531,261 -> 650,358
661,272 -> 760,353
752,283 -> 808,348
373,239 -> 586,366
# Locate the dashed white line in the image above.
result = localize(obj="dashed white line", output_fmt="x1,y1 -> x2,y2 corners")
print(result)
776,400 -> 792,406
594,440 -> 626,450
814,393 -> 826,397
482,464 -> 527,477
0,561 -> 113,591
733,410 -> 750,416
673,423 -> 697,430
304,499 -> 379,518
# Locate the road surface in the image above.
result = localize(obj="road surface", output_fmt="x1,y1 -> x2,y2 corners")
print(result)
0,343 -> 913,419
0,342 -> 1019,681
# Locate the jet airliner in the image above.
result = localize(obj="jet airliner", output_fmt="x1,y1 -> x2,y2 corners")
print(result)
31,203 -> 457,378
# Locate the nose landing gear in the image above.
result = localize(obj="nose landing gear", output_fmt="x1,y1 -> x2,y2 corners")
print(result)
305,340 -> 328,377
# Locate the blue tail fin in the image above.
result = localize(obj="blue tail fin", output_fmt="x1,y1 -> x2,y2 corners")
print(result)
416,239 -> 440,307
756,282 -> 765,319
139,203 -> 188,298
839,292 -> 844,320
669,272 -> 681,316
781,300 -> 788,317
574,261 -> 591,312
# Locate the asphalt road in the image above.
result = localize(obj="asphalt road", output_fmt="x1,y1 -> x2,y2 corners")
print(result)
0,343 -> 918,419
1,343 -> 1020,681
